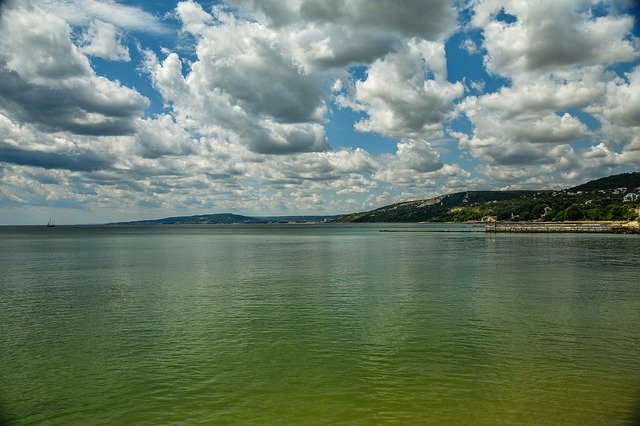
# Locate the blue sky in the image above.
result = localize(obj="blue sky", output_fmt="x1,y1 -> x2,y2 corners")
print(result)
0,0 -> 639,224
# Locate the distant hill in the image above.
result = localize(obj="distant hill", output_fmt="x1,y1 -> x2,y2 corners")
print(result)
109,213 -> 266,225
258,215 -> 341,223
569,172 -> 640,192
108,213 -> 339,225
337,172 -> 640,223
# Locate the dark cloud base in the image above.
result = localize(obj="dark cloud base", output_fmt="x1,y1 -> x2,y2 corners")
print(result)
0,143 -> 111,172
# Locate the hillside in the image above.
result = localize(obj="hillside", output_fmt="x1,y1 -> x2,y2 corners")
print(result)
337,172 -> 640,223
569,172 -> 640,191
110,213 -> 266,225
336,191 -> 542,222
109,213 -> 338,225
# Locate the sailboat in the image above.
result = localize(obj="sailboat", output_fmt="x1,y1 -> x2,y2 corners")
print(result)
47,218 -> 55,227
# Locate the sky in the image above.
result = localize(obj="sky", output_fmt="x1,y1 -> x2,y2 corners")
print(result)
1,0 -> 640,224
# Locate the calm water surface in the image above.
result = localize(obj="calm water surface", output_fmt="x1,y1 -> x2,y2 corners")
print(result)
1,224 -> 639,424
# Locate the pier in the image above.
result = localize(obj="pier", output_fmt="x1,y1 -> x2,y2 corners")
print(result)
485,221 -> 639,234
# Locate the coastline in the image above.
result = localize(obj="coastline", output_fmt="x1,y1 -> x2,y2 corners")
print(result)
484,221 -> 640,234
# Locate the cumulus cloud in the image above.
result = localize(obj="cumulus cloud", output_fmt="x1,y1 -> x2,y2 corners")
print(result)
394,138 -> 443,173
591,65 -> 640,130
467,70 -> 606,117
228,0 -> 457,39
583,64 -> 640,165
180,5 -> 324,124
0,5 -> 148,136
458,95 -> 591,166
222,0 -> 458,75
143,0 -> 467,170
37,0 -> 168,33
452,0 -> 640,185
246,148 -> 378,204
134,115 -> 196,159
472,0 -> 639,78
338,40 -> 464,138
145,3 -> 329,154
0,143 -> 110,172
287,23 -> 400,70
469,80 -> 485,92
79,20 -> 130,61
460,37 -> 478,55
373,139 -> 450,188
0,112 -> 116,172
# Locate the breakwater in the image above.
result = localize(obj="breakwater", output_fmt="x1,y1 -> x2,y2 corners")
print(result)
485,221 -> 639,234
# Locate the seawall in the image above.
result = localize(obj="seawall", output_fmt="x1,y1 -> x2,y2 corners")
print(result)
485,221 -> 639,234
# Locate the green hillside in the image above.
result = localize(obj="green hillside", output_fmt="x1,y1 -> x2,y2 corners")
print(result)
337,172 -> 640,223
569,172 -> 640,191
336,191 -> 542,222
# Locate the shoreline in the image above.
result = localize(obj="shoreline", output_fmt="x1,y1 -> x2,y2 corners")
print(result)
484,221 -> 640,234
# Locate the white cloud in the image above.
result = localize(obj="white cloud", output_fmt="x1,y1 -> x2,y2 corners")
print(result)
1,6 -> 90,83
175,0 -> 214,35
452,1 -> 640,186
340,40 -> 464,139
228,0 -> 458,39
467,69 -> 606,117
394,138 -> 443,173
591,65 -> 640,130
37,0 -> 168,33
0,5 -> 148,136
145,3 -> 329,154
458,103 -> 591,165
0,112 -> 116,172
583,64 -> 640,166
79,20 -> 130,61
470,80 -> 485,92
460,37 -> 478,54
134,115 -> 196,159
472,0 -> 639,79
287,23 -> 400,70
182,6 -> 325,124
373,139 -> 451,188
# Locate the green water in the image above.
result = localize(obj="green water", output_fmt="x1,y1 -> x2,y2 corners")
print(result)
1,224 -> 639,424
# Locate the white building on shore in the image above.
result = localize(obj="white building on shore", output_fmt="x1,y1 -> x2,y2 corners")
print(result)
623,193 -> 638,202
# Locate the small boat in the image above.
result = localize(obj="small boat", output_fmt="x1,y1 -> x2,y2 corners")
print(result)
47,218 -> 55,227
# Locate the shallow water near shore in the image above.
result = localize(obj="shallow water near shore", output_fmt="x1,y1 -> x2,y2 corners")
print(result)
1,223 -> 639,424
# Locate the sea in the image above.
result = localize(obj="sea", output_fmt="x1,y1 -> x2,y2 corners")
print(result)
1,223 -> 639,424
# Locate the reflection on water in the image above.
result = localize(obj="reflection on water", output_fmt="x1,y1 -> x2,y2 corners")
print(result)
1,224 -> 639,424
